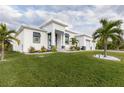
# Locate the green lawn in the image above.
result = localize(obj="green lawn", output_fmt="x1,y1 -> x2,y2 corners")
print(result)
0,51 -> 124,86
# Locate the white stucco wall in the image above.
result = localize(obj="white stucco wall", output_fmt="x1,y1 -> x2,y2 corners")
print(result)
13,31 -> 24,52
13,28 -> 48,53
42,22 -> 66,31
41,22 -> 67,47
76,35 -> 96,50
53,23 -> 66,31
76,36 -> 85,46
41,23 -> 53,33
23,28 -> 48,52
13,19 -> 96,52
65,31 -> 77,50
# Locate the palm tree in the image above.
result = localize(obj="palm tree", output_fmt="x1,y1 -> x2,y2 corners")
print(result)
0,23 -> 19,61
93,18 -> 123,57
70,37 -> 79,47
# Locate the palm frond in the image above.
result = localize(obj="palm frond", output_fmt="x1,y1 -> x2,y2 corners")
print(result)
6,36 -> 20,45
0,23 -> 7,32
92,28 -> 103,40
105,20 -> 123,32
111,20 -> 123,27
109,28 -> 123,35
109,34 -> 122,41
100,18 -> 108,27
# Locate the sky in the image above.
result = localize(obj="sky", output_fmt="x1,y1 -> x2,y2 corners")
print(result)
0,5 -> 124,35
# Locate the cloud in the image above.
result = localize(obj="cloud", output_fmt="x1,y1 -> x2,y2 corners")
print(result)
0,5 -> 124,35
0,6 -> 22,26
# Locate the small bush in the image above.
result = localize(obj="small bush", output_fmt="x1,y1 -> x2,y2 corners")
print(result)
29,46 -> 35,53
70,46 -> 80,51
51,46 -> 57,52
119,43 -> 124,50
76,47 -> 80,50
70,46 -> 76,51
5,44 -> 13,51
35,50 -> 41,53
41,46 -> 47,52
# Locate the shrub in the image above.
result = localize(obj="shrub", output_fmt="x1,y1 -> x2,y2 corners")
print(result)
70,46 -> 80,51
28,46 -> 35,53
4,43 -> 13,51
41,46 -> 47,52
51,45 -> 57,52
70,46 -> 76,51
0,43 -> 13,52
76,47 -> 80,50
119,43 -> 124,50
35,50 -> 40,53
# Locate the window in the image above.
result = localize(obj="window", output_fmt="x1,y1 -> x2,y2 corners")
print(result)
65,34 -> 69,44
48,33 -> 51,48
33,32 -> 41,43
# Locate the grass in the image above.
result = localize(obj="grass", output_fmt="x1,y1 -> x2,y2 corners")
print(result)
0,51 -> 124,86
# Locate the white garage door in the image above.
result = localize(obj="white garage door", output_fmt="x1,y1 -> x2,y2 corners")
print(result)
86,40 -> 90,50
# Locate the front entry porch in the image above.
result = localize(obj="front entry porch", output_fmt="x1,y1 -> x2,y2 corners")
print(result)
55,30 -> 65,50
48,30 -> 66,51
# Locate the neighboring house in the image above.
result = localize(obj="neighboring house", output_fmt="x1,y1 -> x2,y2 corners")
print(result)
13,19 -> 96,53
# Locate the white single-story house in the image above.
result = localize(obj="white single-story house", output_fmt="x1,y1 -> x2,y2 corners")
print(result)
13,19 -> 96,53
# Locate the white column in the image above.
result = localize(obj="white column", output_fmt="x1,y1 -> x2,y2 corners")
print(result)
61,34 -> 63,47
51,30 -> 55,46
90,40 -> 92,50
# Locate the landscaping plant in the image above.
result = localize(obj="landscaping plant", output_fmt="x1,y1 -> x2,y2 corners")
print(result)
28,46 -> 35,53
51,45 -> 57,52
0,23 -> 19,61
41,46 -> 47,52
93,18 -> 123,57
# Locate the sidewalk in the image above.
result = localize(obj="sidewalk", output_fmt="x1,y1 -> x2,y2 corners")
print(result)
96,50 -> 124,53
24,52 -> 55,55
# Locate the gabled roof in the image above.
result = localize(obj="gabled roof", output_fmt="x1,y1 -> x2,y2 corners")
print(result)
16,24 -> 47,36
40,18 -> 68,28
19,24 -> 46,32
76,34 -> 92,38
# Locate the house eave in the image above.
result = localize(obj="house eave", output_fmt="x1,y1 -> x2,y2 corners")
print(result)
40,19 -> 68,28
76,34 -> 92,38
16,25 -> 47,37
65,30 -> 78,34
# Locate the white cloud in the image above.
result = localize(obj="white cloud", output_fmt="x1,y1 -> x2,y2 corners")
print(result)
0,5 -> 23,29
0,6 -> 22,22
0,5 -> 124,35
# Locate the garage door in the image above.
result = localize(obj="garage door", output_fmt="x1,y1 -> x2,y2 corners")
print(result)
86,40 -> 90,50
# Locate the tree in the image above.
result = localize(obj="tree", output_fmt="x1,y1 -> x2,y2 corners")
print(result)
119,41 -> 124,50
92,18 -> 123,57
112,36 -> 124,50
70,37 -> 79,47
0,40 -> 13,51
96,39 -> 104,49
0,23 -> 19,61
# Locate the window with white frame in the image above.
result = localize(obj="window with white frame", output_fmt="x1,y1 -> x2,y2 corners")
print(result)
33,32 -> 41,43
